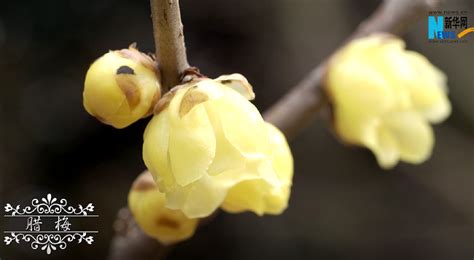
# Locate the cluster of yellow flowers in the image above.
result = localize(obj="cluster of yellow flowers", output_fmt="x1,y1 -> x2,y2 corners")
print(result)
83,46 -> 293,244
82,34 -> 451,244
325,34 -> 451,169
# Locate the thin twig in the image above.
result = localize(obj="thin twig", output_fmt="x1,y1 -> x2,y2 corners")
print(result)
108,0 -> 439,259
264,0 -> 440,140
151,0 -> 190,91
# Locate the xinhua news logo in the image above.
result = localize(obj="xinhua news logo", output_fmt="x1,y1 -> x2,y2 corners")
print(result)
428,10 -> 473,43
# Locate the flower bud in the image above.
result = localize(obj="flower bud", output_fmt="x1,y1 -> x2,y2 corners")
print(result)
325,34 -> 451,169
143,74 -> 293,218
83,45 -> 161,128
128,171 -> 198,245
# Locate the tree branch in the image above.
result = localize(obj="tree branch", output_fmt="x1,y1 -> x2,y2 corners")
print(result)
151,0 -> 190,91
109,0 -> 439,259
264,0 -> 440,139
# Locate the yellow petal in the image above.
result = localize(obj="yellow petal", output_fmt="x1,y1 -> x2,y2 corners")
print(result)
180,175 -> 228,218
384,111 -> 434,164
334,105 -> 380,146
167,86 -> 216,187
264,186 -> 291,215
204,100 -> 247,176
367,123 -> 400,169
221,179 -> 268,215
405,51 -> 451,123
164,185 -> 192,210
143,112 -> 174,191
221,124 -> 293,215
219,155 -> 280,215
265,124 -> 293,214
327,53 -> 395,117
206,86 -> 270,156
214,73 -> 255,100
221,170 -> 287,215
266,123 -> 293,186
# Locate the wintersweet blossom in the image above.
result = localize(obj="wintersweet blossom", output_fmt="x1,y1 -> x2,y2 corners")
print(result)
143,74 -> 293,218
325,34 -> 451,169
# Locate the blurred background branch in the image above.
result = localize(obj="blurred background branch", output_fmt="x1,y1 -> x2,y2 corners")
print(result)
108,0 -> 442,259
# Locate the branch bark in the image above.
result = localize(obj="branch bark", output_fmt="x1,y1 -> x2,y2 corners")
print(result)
151,0 -> 190,91
109,0 -> 439,259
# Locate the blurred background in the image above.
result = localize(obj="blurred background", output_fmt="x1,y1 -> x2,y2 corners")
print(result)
1,0 -> 473,259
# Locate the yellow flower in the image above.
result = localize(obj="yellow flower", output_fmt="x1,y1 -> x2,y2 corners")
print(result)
83,45 -> 161,129
128,171 -> 198,245
325,34 -> 451,169
143,74 -> 293,218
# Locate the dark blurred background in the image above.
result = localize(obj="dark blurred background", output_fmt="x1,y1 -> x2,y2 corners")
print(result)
1,0 -> 473,259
